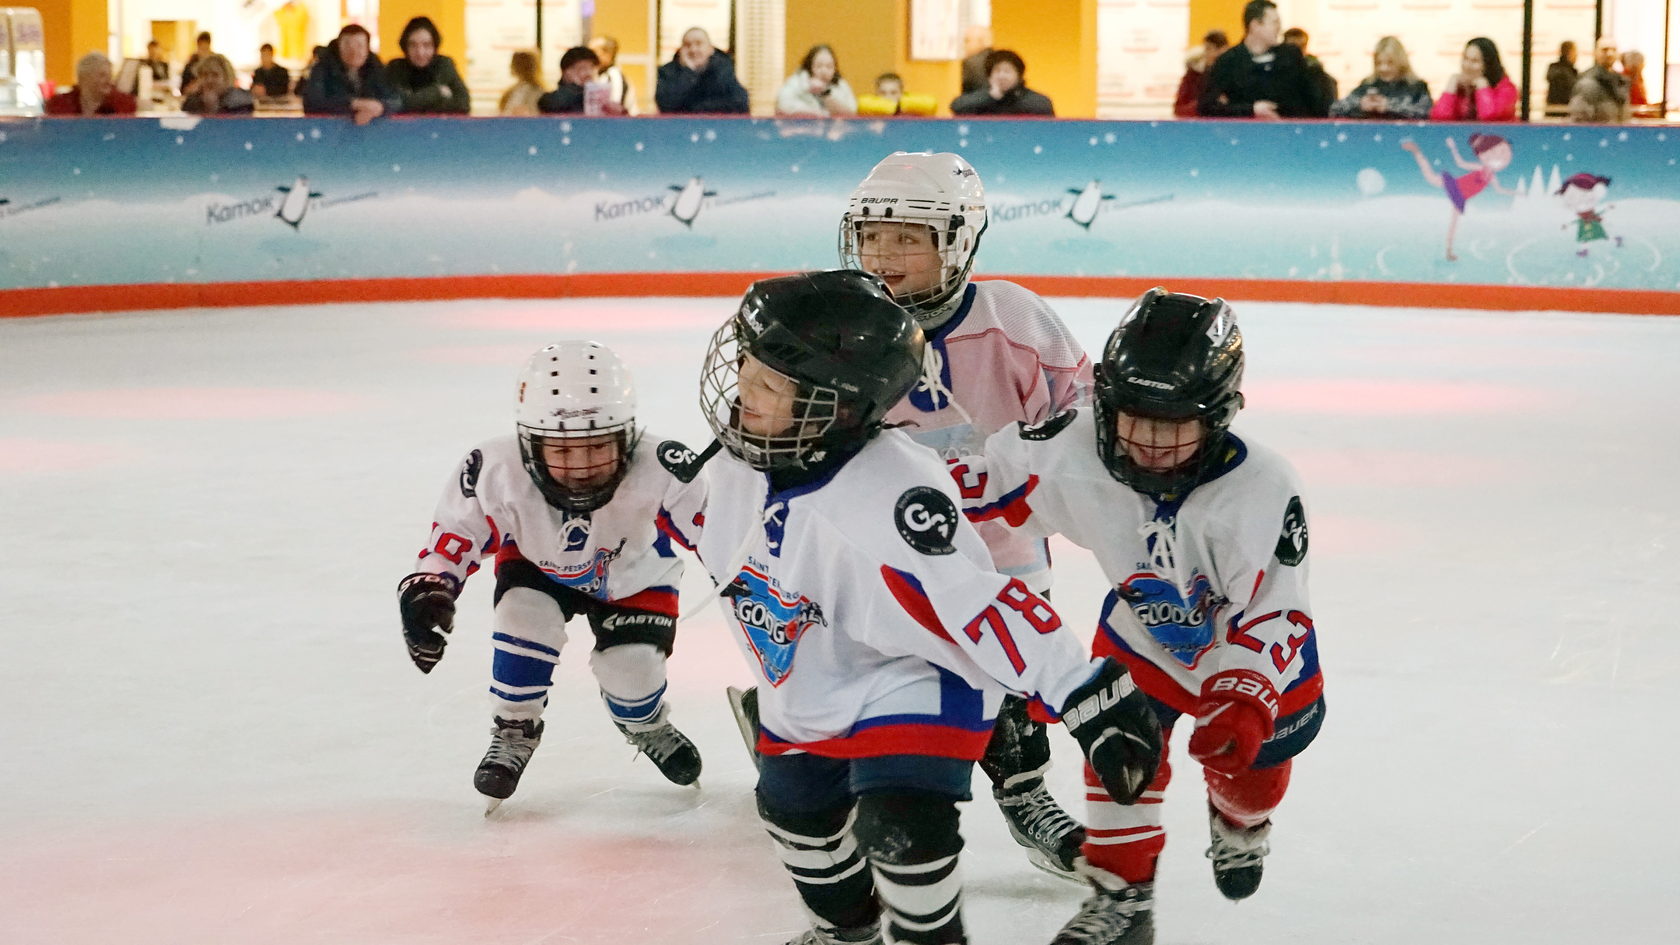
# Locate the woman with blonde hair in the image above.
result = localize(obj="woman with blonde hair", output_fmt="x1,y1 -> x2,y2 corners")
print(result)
182,55 -> 254,115
1331,36 -> 1431,118
499,50 -> 543,115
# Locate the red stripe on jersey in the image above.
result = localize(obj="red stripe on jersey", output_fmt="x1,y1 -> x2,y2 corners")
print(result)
965,474 -> 1041,528
879,565 -> 955,645
757,722 -> 992,760
482,514 -> 503,556
655,507 -> 696,551
612,586 -> 679,617
1095,626 -> 1324,717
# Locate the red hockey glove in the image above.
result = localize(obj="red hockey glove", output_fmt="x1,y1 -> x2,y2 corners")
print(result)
1188,670 -> 1279,775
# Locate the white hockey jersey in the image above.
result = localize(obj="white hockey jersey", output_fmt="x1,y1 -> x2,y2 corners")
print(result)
696,430 -> 1101,759
952,410 -> 1323,717
413,433 -> 707,613
886,280 -> 1093,589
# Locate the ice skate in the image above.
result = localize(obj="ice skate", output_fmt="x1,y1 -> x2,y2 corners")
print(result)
475,716 -> 544,813
1051,879 -> 1153,945
784,922 -> 884,945
1205,805 -> 1270,901
615,705 -> 702,786
725,684 -> 762,767
994,777 -> 1086,884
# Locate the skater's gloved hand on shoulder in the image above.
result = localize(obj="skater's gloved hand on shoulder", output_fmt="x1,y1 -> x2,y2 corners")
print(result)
1061,658 -> 1163,804
398,572 -> 459,674
1188,669 -> 1279,774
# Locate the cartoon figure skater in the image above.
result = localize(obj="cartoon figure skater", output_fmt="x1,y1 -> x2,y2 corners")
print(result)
1556,173 -> 1620,256
1401,134 -> 1515,261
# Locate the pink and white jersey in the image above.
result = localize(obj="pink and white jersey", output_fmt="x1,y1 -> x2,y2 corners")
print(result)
952,410 -> 1323,716
413,433 -> 706,613
885,279 -> 1093,589
695,429 -> 1100,760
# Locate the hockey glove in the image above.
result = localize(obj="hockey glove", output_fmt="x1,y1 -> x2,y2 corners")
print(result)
1187,669 -> 1279,775
1061,658 -> 1163,804
398,572 -> 459,674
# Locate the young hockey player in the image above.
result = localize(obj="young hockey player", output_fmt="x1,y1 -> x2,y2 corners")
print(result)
950,289 -> 1327,944
397,341 -> 707,810
695,269 -> 1163,945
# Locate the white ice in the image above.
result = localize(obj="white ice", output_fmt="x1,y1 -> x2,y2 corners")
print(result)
1,296 -> 1675,944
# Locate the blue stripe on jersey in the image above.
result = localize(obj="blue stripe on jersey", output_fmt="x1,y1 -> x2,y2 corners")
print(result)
602,682 -> 667,723
492,632 -> 561,659
493,648 -> 559,689
847,668 -> 991,734
1288,629 -> 1322,691
489,686 -> 548,703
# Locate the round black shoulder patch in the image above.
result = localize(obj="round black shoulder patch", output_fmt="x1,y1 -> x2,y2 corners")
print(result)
1274,495 -> 1308,566
459,449 -> 484,497
1018,409 -> 1078,441
895,486 -> 958,556
656,440 -> 705,483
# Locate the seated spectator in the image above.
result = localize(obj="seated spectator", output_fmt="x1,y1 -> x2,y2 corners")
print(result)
588,36 -> 638,115
1199,0 -> 1320,118
950,49 -> 1054,115
1545,41 -> 1578,112
142,40 -> 169,82
777,44 -> 857,116
384,16 -> 470,114
655,27 -> 749,114
1622,51 -> 1648,106
44,52 -> 138,116
857,73 -> 936,116
1283,26 -> 1336,114
1567,37 -> 1629,123
499,50 -> 543,116
180,31 -> 214,93
1330,35 -> 1431,119
1174,30 -> 1228,117
539,46 -> 626,114
959,25 -> 992,95
1430,37 -> 1517,121
252,43 -> 291,98
302,24 -> 400,126
183,55 -> 254,114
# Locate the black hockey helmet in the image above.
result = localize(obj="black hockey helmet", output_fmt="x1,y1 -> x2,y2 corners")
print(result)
1093,287 -> 1245,495
701,269 -> 926,472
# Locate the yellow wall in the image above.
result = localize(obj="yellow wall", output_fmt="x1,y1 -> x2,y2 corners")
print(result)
38,0 -> 109,87
592,0 -> 652,112
1189,0 -> 1239,48
990,0 -> 1097,117
786,0 -> 896,96
378,0 -> 465,61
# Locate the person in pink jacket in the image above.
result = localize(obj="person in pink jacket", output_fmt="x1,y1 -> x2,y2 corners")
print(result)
1431,37 -> 1517,121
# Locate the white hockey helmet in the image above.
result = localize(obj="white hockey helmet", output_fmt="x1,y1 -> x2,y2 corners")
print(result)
515,341 -> 641,511
838,151 -> 988,328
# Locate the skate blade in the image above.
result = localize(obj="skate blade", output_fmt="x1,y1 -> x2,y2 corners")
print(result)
1024,849 -> 1087,887
483,796 -> 505,817
724,686 -> 761,768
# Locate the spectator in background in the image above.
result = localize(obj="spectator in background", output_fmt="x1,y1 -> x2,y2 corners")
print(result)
252,43 -> 291,98
858,72 -> 936,116
183,55 -> 254,114
1622,50 -> 1648,106
1546,41 -> 1578,112
540,46 -> 626,114
385,16 -> 471,114
655,27 -> 749,114
44,51 -> 137,115
1568,37 -> 1629,123
875,72 -> 903,107
180,31 -> 214,92
1430,37 -> 1517,121
1174,29 -> 1229,117
950,49 -> 1054,115
959,25 -> 993,95
1330,35 -> 1432,119
1199,0 -> 1320,118
142,40 -> 169,82
500,50 -> 543,115
302,24 -> 400,126
777,44 -> 857,116
1283,26 -> 1337,114
589,36 -> 638,115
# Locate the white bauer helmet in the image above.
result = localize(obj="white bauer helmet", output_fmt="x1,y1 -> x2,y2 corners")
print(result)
514,341 -> 642,512
838,151 -> 989,328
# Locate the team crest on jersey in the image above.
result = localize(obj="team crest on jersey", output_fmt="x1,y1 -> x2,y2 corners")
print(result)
459,449 -> 483,498
895,487 -> 957,555
1115,572 -> 1222,667
725,566 -> 827,686
1275,496 -> 1308,566
1018,409 -> 1077,441
541,537 -> 625,597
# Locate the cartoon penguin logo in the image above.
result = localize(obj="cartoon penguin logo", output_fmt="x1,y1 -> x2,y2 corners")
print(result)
1064,180 -> 1116,230
666,176 -> 718,228
274,175 -> 324,230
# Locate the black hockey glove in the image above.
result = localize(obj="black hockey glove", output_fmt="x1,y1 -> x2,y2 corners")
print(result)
398,573 -> 459,674
1062,658 -> 1164,805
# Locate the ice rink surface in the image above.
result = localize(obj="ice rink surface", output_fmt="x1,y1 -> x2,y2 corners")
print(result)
1,294 -> 1676,945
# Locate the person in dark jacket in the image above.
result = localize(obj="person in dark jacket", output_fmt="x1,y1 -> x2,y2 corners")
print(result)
538,46 -> 626,114
252,43 -> 291,98
958,25 -> 992,95
1329,36 -> 1432,119
302,24 -> 400,125
1545,41 -> 1578,111
384,16 -> 471,114
1174,30 -> 1229,117
950,49 -> 1055,116
655,27 -> 749,113
1199,0 -> 1319,118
